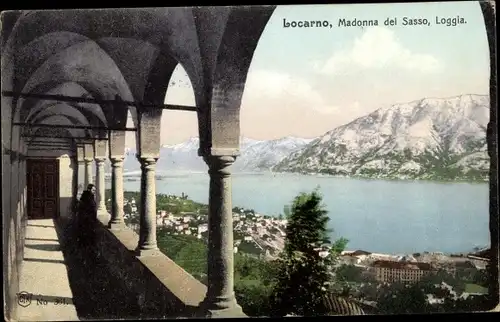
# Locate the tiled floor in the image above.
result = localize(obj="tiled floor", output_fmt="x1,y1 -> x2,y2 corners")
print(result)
15,218 -> 79,321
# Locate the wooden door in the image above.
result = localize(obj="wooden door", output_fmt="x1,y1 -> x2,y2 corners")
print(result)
27,159 -> 59,219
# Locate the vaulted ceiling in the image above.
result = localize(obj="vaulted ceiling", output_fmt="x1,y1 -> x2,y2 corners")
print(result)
2,6 -> 276,151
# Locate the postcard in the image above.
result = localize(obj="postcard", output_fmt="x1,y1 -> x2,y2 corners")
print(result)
1,1 -> 497,320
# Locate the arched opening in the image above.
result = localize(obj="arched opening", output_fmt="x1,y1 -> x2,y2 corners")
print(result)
2,4 -> 495,320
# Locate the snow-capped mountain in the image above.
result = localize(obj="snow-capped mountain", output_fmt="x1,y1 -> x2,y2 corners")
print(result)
236,136 -> 315,171
112,136 -> 313,174
274,94 -> 490,182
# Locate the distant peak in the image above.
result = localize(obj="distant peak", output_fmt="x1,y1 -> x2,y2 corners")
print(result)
400,93 -> 489,107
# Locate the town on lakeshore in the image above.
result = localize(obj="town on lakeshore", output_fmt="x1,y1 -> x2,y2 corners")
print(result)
113,190 -> 491,312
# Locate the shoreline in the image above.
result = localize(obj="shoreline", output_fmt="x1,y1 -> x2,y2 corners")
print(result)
114,189 -> 489,257
104,170 -> 489,185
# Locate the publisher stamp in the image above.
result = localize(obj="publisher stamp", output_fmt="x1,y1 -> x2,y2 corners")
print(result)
16,291 -> 71,307
17,291 -> 32,308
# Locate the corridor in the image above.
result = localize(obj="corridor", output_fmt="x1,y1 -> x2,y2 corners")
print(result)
16,219 -> 77,321
15,218 -> 142,321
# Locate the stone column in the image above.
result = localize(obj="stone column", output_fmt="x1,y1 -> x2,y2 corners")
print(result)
83,143 -> 95,187
94,139 -> 108,216
108,157 -> 125,230
76,145 -> 85,198
84,158 -> 93,187
200,155 -> 244,317
71,156 -> 79,214
95,157 -> 107,215
135,156 -> 160,256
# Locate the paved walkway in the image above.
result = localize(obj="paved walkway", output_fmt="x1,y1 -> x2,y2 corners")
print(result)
15,219 -> 79,321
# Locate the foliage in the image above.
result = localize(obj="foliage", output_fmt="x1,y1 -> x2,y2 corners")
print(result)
471,269 -> 489,288
233,254 -> 280,316
420,269 -> 466,295
237,241 -> 263,256
377,282 -> 430,314
376,269 -> 489,314
270,189 -> 333,316
330,237 -> 349,256
235,281 -> 275,317
336,264 -> 364,283
175,241 -> 207,275
234,254 -> 278,286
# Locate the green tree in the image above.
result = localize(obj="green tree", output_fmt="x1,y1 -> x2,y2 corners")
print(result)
377,283 -> 429,314
330,237 -> 348,257
336,264 -> 363,283
270,189 -> 333,316
234,254 -> 279,316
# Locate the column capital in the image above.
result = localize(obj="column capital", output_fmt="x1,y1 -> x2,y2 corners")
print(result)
110,157 -> 124,164
137,155 -> 158,169
95,157 -> 106,163
84,157 -> 94,163
204,155 -> 236,177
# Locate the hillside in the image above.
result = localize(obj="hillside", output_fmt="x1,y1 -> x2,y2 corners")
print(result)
274,94 -> 490,182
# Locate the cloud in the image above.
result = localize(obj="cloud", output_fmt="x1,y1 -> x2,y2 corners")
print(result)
316,26 -> 441,75
242,69 -> 338,114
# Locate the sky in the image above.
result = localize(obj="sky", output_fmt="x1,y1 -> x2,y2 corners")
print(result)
126,1 -> 490,147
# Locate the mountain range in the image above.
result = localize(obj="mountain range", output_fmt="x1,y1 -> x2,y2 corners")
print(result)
105,94 -> 490,182
274,94 -> 490,182
106,136 -> 314,174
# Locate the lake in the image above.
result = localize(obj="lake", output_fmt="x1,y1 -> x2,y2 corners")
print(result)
108,171 -> 490,255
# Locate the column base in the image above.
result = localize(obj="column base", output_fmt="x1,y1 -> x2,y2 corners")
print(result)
134,247 -> 161,257
108,221 -> 126,230
97,209 -> 110,219
197,296 -> 246,318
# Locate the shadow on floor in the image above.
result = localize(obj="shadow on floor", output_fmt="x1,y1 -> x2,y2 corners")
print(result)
25,237 -> 60,242
23,257 -> 66,264
53,217 -> 142,320
25,243 -> 61,251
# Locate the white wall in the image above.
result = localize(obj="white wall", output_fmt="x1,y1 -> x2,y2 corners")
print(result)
59,155 -> 76,217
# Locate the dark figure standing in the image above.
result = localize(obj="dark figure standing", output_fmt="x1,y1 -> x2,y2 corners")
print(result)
77,184 -> 98,254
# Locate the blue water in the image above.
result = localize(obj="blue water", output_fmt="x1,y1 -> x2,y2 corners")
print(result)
110,171 -> 490,255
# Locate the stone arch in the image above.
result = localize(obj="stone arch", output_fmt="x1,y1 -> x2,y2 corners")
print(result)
6,8 -> 204,88
26,102 -> 106,129
14,40 -> 137,130
0,11 -> 23,49
30,114 -> 91,139
96,37 -> 161,102
20,82 -> 108,126
134,51 -> 198,155
14,31 -> 93,93
28,103 -> 98,133
205,6 -> 276,155
143,50 -> 181,105
163,63 -> 197,106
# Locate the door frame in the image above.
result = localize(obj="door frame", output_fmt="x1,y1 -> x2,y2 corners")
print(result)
26,158 -> 60,219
